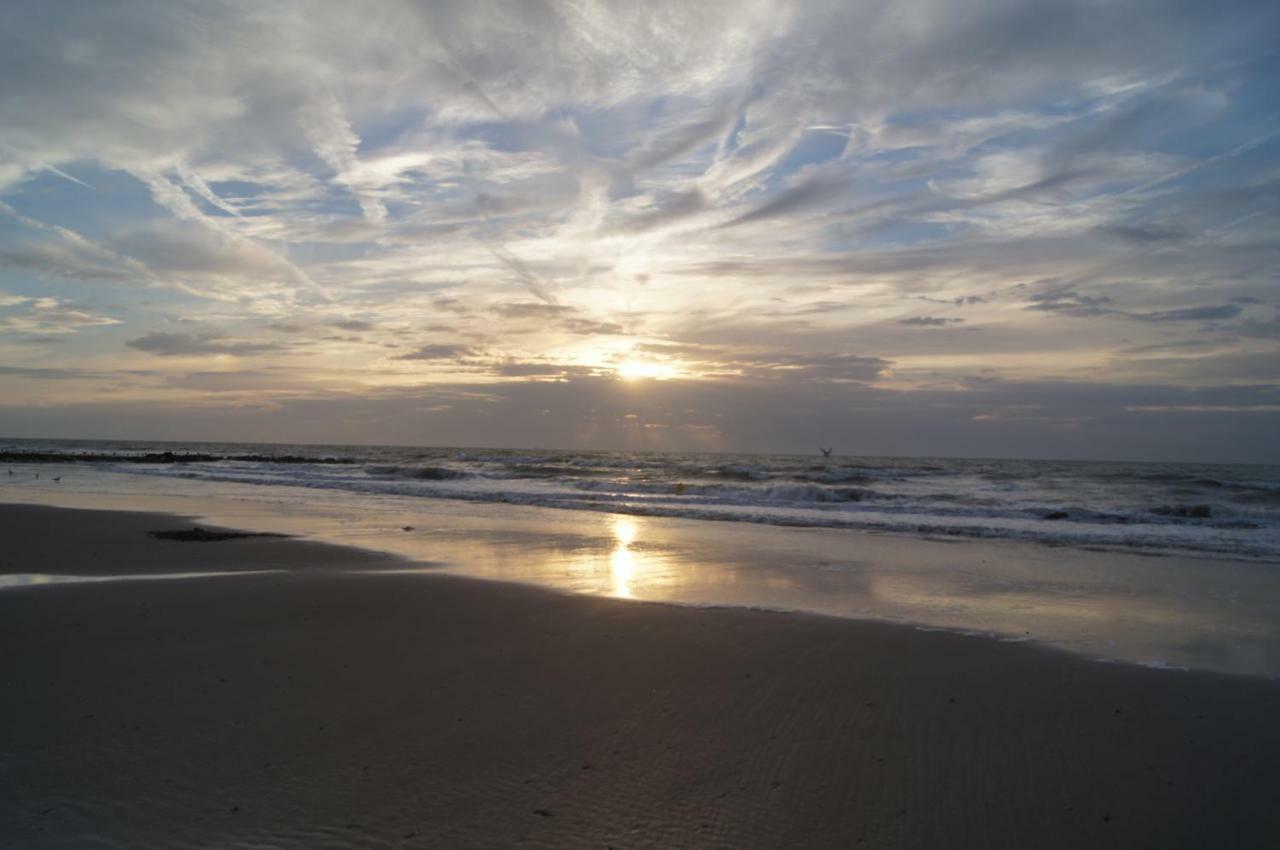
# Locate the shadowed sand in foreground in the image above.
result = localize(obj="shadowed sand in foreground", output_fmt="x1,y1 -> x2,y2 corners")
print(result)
2,503 -> 1279,849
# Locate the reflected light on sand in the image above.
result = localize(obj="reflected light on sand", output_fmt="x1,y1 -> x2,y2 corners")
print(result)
610,516 -> 639,598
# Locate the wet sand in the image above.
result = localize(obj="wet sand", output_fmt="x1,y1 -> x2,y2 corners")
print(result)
2,503 -> 1279,849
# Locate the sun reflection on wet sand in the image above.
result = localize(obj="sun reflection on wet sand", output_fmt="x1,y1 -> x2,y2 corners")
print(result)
609,516 -> 639,597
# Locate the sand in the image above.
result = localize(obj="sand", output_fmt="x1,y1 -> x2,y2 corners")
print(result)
2,503 -> 1279,849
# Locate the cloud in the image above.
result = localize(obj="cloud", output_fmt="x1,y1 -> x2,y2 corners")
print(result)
331,320 -> 376,332
0,295 -> 121,335
614,189 -> 708,234
561,318 -> 625,335
0,365 -> 98,380
625,105 -> 740,173
107,219 -> 312,292
900,316 -> 965,327
1025,284 -> 1246,324
0,202 -> 150,284
1025,284 -> 1117,318
730,352 -> 891,383
491,302 -> 575,319
1130,304 -> 1243,322
719,165 -> 855,229
393,343 -> 477,361
165,370 -> 320,393
1093,224 -> 1187,245
482,241 -> 557,304
1,1 -> 1278,459
125,330 -> 283,357
489,360 -> 600,378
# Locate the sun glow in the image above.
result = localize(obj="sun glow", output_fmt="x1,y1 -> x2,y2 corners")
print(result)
616,360 -> 679,381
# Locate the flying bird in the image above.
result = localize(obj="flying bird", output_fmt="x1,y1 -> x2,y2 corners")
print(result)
820,447 -> 833,458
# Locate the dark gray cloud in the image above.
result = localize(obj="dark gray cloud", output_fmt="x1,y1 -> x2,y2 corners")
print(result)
918,294 -> 990,307
0,365 -> 97,380
394,343 -> 478,361
900,316 -> 965,327
331,320 -> 376,332
489,361 -> 600,378
1117,338 -> 1221,354
125,331 -> 283,357
1130,304 -> 1243,322
491,302 -> 575,319
1024,285 -> 1117,317
1093,224 -> 1187,245
629,341 -> 889,383
430,297 -> 472,315
561,317 -> 625,336
166,370 -> 314,393
731,352 -> 890,383
1025,285 -> 1246,323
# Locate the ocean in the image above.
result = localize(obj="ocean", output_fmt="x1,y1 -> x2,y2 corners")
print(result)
4,437 -> 1278,562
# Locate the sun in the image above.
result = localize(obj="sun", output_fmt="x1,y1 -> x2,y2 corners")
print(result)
616,360 -> 678,381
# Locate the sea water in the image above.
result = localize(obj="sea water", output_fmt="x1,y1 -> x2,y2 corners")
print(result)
4,437 -> 1277,562
6,437 -> 1280,676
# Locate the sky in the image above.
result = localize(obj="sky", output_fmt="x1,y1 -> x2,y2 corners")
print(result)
1,1 -> 1278,462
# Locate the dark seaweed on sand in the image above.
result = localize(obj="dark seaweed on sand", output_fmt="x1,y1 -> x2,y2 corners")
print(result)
148,528 -> 287,543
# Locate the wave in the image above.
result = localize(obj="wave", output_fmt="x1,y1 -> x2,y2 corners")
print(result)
714,464 -> 771,481
10,439 -> 1278,561
1150,504 -> 1215,519
570,478 -> 887,504
87,462 -> 1279,561
1229,488 -> 1280,506
364,464 -> 472,480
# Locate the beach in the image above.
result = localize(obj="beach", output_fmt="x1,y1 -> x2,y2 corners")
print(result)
3,502 -> 1280,849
